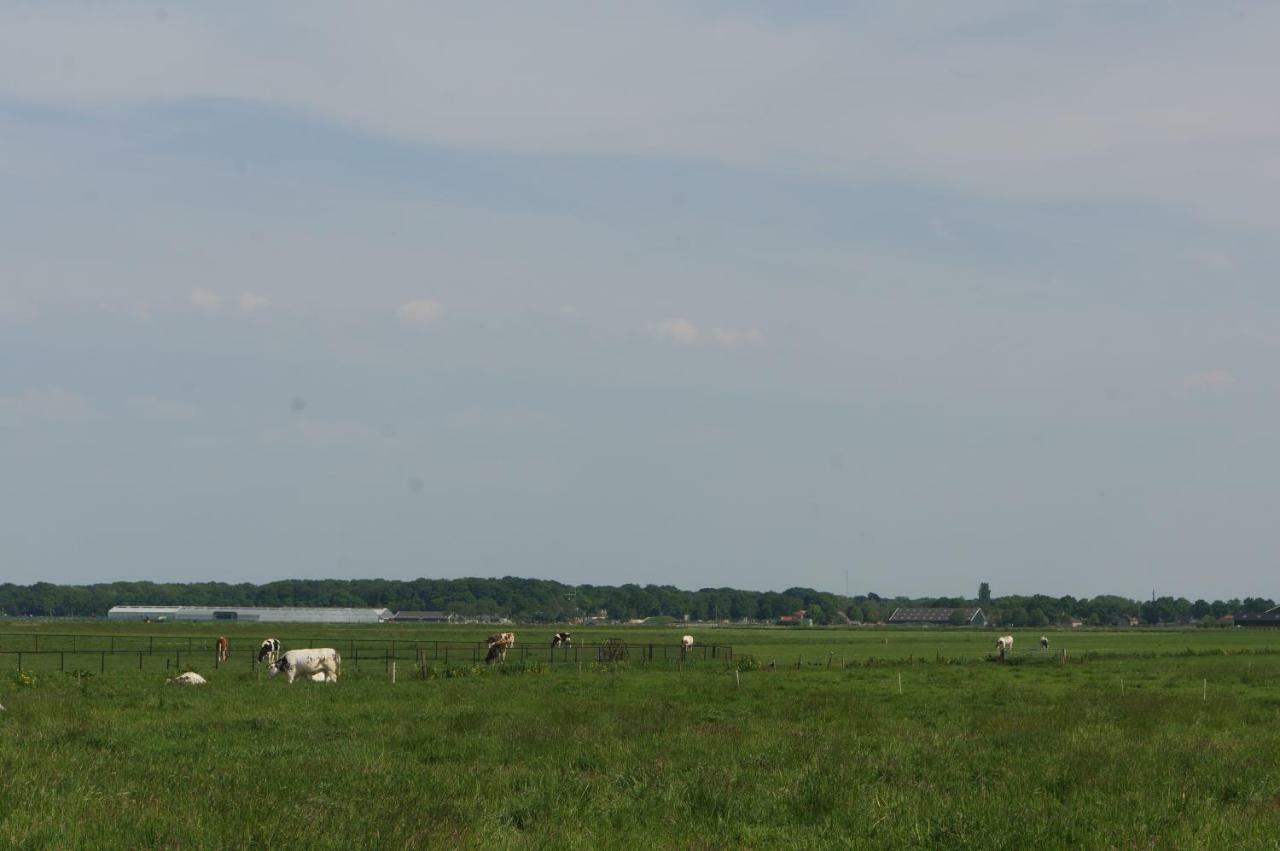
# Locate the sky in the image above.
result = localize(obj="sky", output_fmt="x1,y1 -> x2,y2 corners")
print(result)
1,2 -> 1278,599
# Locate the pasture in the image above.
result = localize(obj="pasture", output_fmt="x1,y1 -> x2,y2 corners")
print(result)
3,623 -> 1280,848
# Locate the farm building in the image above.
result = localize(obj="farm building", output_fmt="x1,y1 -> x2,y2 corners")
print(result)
390,611 -> 460,623
107,605 -> 392,624
1235,606 -> 1280,628
887,607 -> 986,626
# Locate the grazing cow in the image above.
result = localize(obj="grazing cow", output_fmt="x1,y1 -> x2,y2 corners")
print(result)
1040,636 -> 1050,650
166,671 -> 207,685
551,632 -> 572,648
485,632 -> 516,664
269,648 -> 341,683
257,638 -> 282,665
215,636 -> 229,663
996,635 -> 1014,659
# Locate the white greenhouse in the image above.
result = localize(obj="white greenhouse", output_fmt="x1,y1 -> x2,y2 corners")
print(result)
106,605 -> 392,624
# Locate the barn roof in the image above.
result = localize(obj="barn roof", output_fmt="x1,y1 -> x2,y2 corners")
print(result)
887,607 -> 984,624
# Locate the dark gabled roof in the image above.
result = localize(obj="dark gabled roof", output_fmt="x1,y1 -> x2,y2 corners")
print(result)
392,611 -> 453,619
887,607 -> 983,624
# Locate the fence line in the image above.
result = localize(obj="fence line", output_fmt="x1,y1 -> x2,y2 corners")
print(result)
1,637 -> 732,676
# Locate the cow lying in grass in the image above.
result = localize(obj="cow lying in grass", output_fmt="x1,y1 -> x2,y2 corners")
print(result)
485,633 -> 515,664
269,649 -> 341,683
166,672 -> 207,685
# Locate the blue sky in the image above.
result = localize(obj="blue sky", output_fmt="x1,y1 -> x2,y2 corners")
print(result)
2,2 -> 1278,598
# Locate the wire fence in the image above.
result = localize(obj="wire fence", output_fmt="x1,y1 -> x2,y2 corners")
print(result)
0,632 -> 733,677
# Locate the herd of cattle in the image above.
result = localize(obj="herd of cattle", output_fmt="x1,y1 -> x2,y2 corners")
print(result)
166,632 -> 699,685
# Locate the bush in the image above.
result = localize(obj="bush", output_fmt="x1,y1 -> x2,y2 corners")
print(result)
9,669 -> 36,688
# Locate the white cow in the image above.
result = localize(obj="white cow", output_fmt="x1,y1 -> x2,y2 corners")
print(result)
269,648 -> 341,683
996,635 -> 1014,658
681,635 -> 694,650
166,671 -> 207,685
1040,636 -> 1050,650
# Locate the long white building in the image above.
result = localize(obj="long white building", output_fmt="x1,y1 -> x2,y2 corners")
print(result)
107,605 -> 392,624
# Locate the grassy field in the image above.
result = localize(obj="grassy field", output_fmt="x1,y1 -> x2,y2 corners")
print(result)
3,623 -> 1280,848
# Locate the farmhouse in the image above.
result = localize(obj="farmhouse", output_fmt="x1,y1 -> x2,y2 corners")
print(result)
107,605 -> 391,624
887,607 -> 986,626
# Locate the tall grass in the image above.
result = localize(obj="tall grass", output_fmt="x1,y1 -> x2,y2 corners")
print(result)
2,627 -> 1280,848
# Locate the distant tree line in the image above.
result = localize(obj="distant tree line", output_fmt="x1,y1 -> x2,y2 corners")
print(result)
0,578 -> 1272,627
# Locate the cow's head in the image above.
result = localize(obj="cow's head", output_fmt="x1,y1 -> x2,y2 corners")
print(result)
268,658 -> 290,678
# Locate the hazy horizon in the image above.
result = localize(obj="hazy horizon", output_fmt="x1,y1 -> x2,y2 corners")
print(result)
3,3 -> 1279,600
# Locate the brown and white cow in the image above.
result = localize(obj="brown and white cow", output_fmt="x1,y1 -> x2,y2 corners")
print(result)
215,637 -> 229,663
485,632 -> 516,664
551,632 -> 572,648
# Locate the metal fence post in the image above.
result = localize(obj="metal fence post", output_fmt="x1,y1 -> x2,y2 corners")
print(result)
100,651 -> 105,673
139,652 -> 143,670
60,652 -> 65,672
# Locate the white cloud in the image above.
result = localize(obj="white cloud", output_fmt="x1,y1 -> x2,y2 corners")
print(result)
709,327 -> 763,347
238,292 -> 270,313
127,396 -> 198,420
0,388 -> 92,421
189,288 -> 221,311
1186,368 -> 1239,388
397,299 -> 443,326
656,317 -> 700,344
656,318 -> 761,346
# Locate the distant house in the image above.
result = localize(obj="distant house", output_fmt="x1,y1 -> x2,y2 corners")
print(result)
391,611 -> 459,624
779,609 -> 810,625
887,607 -> 986,627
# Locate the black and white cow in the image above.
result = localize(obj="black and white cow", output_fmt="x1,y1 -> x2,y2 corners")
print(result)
256,638 -> 281,665
269,648 -> 341,683
551,632 -> 572,648
1040,636 -> 1050,650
